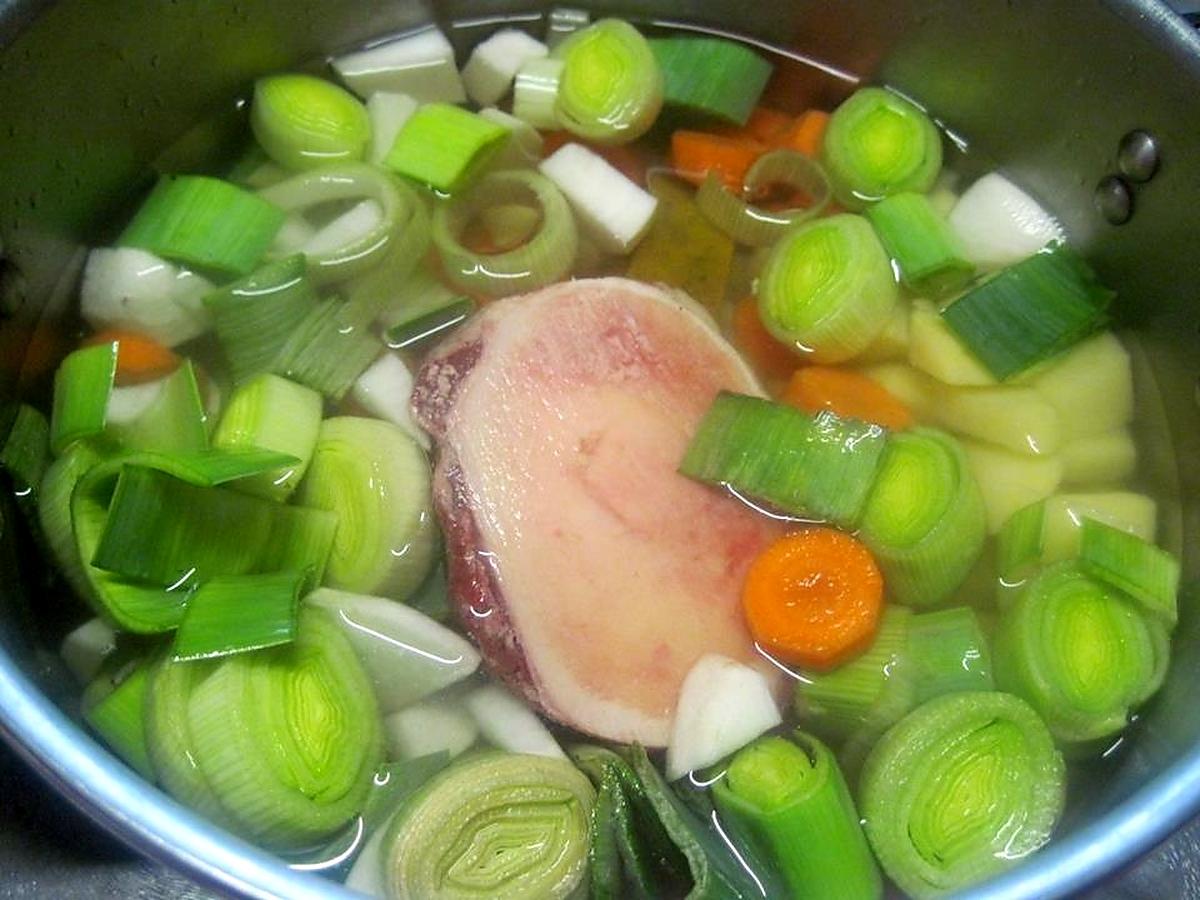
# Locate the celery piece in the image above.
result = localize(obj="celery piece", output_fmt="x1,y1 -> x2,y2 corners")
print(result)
384,103 -> 508,194
119,175 -> 285,277
649,36 -> 772,126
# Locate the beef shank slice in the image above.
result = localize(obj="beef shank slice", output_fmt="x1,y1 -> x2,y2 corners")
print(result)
412,277 -> 782,746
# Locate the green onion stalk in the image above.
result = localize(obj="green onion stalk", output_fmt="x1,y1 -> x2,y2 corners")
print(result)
379,751 -> 594,899
860,691 -> 1065,898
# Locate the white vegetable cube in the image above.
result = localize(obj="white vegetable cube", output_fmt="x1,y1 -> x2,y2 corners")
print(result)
81,247 -> 213,347
333,28 -> 466,104
948,172 -> 1064,269
462,29 -> 549,107
665,654 -> 781,781
539,143 -> 657,254
367,91 -> 419,164
352,352 -> 430,449
302,199 -> 384,256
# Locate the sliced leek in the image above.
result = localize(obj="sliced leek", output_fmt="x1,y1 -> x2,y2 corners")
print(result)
380,751 -> 594,899
257,162 -> 430,284
251,74 -> 370,171
649,36 -> 772,125
858,428 -> 986,607
297,417 -> 437,600
50,342 -> 117,455
860,692 -> 1065,898
713,732 -> 881,900
865,191 -> 973,297
212,373 -> 322,501
756,213 -> 899,363
82,657 -> 155,778
821,87 -> 942,209
553,19 -> 663,145
1079,518 -> 1179,627
185,607 -> 383,848
432,169 -> 578,298
995,562 -> 1161,742
119,175 -> 285,277
172,569 -> 310,660
384,104 -> 508,194
696,149 -> 832,247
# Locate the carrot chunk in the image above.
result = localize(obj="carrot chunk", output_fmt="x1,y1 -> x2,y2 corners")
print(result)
742,527 -> 884,670
83,329 -> 180,385
781,365 -> 913,430
731,295 -> 801,385
670,130 -> 765,190
777,109 -> 830,158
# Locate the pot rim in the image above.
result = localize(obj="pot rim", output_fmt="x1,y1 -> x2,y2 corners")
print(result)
1,1 -> 1199,897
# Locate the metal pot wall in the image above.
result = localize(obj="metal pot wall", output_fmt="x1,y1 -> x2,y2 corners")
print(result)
0,1 -> 1197,897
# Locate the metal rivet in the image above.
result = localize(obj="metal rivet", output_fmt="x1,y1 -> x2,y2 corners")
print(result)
1095,175 -> 1134,225
1117,129 -> 1160,182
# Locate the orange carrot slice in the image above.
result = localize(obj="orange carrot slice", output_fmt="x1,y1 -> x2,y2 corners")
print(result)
670,130 -> 765,190
781,366 -> 913,430
777,109 -> 830,158
732,295 -> 801,385
83,329 -> 180,385
739,106 -> 794,143
742,527 -> 884,670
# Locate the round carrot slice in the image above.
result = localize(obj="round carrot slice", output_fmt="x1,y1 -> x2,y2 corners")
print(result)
742,527 -> 884,670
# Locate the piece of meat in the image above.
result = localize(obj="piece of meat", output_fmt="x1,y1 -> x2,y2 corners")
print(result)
412,277 -> 782,747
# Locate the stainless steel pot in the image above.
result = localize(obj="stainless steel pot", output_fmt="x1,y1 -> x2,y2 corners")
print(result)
0,1 -> 1197,897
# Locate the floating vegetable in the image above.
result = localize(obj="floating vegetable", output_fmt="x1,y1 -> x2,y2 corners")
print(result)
250,74 -> 370,171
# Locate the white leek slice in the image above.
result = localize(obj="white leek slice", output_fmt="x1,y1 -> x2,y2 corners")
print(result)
80,247 -> 214,347
60,618 -> 118,685
350,352 -> 430,449
961,438 -> 1063,533
271,214 -> 317,254
333,28 -> 466,104
539,142 -> 657,253
1062,429 -> 1137,486
302,199 -> 384,256
463,683 -> 565,760
306,588 -> 481,713
948,172 -> 1064,269
665,654 -> 781,781
479,106 -> 544,167
105,379 -> 165,426
384,698 -> 478,761
907,298 -> 996,386
1025,332 -> 1133,441
462,29 -> 549,107
512,57 -> 564,130
367,92 -> 419,165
